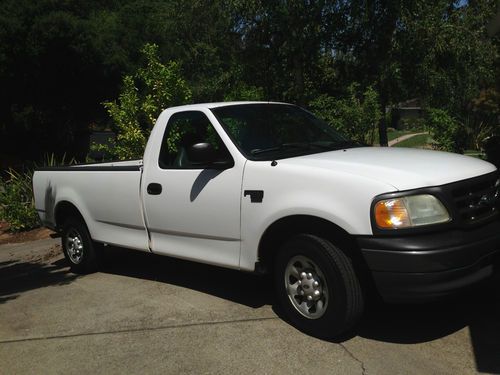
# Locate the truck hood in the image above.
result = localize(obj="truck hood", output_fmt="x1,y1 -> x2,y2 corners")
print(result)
282,147 -> 497,191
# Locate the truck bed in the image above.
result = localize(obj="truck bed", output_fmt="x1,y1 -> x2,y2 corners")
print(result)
33,159 -> 150,252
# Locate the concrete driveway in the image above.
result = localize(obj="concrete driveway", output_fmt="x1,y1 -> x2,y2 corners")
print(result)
1,239 -> 499,374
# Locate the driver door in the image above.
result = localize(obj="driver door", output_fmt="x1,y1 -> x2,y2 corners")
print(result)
142,110 -> 243,268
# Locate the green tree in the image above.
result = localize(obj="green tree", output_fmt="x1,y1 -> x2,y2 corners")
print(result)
0,0 -> 498,165
0,0 -> 135,162
398,1 -> 497,112
326,0 -> 404,146
102,76 -> 145,160
232,0 -> 339,104
426,108 -> 466,153
396,0 -> 498,149
138,44 -> 192,127
99,43 -> 191,160
310,84 -> 382,144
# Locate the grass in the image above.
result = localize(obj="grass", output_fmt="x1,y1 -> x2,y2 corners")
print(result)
393,133 -> 432,148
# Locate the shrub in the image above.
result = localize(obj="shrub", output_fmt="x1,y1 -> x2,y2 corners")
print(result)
426,108 -> 466,153
0,153 -> 76,233
464,88 -> 500,150
399,117 -> 426,132
309,84 -> 382,145
0,168 -> 39,232
94,43 -> 192,160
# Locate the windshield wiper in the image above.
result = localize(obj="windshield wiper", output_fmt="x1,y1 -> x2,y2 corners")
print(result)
250,140 -> 362,156
311,140 -> 362,150
250,142 -> 311,155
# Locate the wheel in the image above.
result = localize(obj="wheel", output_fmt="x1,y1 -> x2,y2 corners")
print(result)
61,217 -> 100,274
274,234 -> 364,338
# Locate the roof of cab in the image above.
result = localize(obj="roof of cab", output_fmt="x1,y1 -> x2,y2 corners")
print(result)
164,101 -> 290,111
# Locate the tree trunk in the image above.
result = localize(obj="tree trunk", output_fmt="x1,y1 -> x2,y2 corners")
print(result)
378,96 -> 388,147
292,53 -> 305,106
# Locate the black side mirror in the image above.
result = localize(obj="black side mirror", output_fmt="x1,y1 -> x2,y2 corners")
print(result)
187,142 -> 216,164
187,143 -> 233,170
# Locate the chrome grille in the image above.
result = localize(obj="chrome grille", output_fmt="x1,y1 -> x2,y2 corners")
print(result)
450,173 -> 500,225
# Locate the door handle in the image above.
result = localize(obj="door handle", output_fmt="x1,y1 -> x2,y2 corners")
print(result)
147,183 -> 162,195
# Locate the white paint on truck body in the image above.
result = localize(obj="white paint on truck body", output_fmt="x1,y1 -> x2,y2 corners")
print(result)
33,102 -> 498,272
33,163 -> 149,251
140,107 -> 246,268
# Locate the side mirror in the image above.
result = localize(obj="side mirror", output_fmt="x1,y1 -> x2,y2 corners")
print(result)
187,143 -> 233,170
187,142 -> 216,164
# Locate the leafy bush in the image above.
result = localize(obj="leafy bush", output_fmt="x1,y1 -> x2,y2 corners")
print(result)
0,153 -> 76,232
309,84 -> 381,145
224,83 -> 265,101
0,168 -> 39,232
465,88 -> 500,150
426,108 -> 466,153
94,43 -> 192,160
399,117 -> 426,132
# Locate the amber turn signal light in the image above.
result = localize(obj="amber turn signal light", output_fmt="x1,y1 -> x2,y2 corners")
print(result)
374,198 -> 411,229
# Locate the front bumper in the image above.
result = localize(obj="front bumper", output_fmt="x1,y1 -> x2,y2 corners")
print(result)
357,220 -> 500,302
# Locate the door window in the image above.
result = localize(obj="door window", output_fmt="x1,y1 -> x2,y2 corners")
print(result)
158,111 -> 232,169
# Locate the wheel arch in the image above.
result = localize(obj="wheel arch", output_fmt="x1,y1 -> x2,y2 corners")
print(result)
54,200 -> 86,231
257,215 -> 366,273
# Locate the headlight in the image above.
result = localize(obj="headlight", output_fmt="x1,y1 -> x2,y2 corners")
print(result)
374,194 -> 450,229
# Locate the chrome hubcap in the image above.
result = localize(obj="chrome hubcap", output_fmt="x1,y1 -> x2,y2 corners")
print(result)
284,255 -> 328,319
66,229 -> 84,264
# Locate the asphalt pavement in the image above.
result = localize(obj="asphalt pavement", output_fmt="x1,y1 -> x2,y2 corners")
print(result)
0,239 -> 499,374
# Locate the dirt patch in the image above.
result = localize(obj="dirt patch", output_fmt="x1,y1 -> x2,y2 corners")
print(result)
23,244 -> 63,263
0,221 -> 55,245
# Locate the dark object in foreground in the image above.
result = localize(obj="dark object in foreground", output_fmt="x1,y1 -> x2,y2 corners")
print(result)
484,135 -> 500,168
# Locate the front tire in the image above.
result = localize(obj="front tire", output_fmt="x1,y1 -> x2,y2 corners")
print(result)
274,234 -> 364,338
61,217 -> 100,274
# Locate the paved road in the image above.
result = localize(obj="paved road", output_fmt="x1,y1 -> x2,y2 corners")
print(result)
1,239 -> 499,374
388,132 -> 429,147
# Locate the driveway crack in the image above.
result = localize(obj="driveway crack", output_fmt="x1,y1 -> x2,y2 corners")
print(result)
0,316 -> 278,344
339,342 -> 367,375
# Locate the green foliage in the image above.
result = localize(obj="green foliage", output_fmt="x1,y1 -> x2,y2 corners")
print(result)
138,44 -> 192,127
100,75 -> 145,160
43,153 -> 76,168
398,118 -> 426,131
397,1 -> 497,123
426,109 -> 466,153
465,88 -> 500,150
98,43 -> 192,160
224,84 -> 265,102
0,153 -> 76,232
0,0 -> 498,161
309,84 -> 382,144
0,169 -> 39,232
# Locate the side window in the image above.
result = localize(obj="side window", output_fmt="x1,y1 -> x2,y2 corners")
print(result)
158,111 -> 232,169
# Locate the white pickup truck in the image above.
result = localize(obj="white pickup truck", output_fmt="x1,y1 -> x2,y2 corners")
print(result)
33,102 -> 500,337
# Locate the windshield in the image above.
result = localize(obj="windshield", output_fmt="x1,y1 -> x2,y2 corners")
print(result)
211,103 -> 360,160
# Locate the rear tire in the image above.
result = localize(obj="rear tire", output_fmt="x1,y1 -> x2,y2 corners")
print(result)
61,217 -> 100,274
274,234 -> 364,338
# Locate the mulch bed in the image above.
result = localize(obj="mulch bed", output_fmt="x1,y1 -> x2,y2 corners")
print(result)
0,221 -> 54,245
